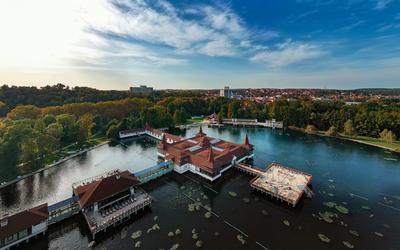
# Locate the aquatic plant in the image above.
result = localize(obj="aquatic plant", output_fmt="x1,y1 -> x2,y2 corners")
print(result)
237,234 -> 246,245
135,241 -> 141,248
327,193 -> 335,197
192,228 -> 197,234
153,216 -> 159,221
261,209 -> 268,216
343,241 -> 354,248
374,232 -> 384,237
318,211 -> 335,223
175,229 -> 181,235
361,205 -> 370,210
317,234 -> 330,243
335,205 -> 349,214
203,195 -> 208,199
168,231 -> 174,237
229,191 -> 237,197
204,212 -> 212,219
88,241 -> 95,248
192,233 -> 199,240
323,201 -> 336,208
170,243 -> 179,250
349,230 -> 359,237
188,204 -> 195,212
283,219 -> 290,226
131,231 -> 142,240
242,197 -> 250,203
195,240 -> 203,248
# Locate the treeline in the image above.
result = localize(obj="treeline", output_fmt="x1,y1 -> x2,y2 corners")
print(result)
0,84 -> 204,111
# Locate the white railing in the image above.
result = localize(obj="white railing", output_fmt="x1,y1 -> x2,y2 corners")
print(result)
72,169 -> 120,189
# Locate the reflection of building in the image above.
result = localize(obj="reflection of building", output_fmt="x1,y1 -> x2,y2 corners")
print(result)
130,85 -> 153,94
157,127 -> 254,181
0,204 -> 49,249
220,86 -> 233,98
72,170 -> 152,238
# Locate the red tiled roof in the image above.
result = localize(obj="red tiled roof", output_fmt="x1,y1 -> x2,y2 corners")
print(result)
159,131 -> 253,173
73,171 -> 140,208
0,203 -> 48,239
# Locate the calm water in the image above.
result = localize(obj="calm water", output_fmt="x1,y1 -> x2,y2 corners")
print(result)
1,127 -> 399,250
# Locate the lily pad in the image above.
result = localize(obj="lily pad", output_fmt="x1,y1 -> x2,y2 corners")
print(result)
175,229 -> 181,235
229,191 -> 237,197
335,205 -> 349,214
327,193 -> 335,197
192,233 -> 199,240
204,212 -> 212,219
361,205 -> 370,210
135,241 -> 142,248
192,228 -> 197,234
343,241 -> 354,248
237,234 -> 246,245
375,232 -> 384,237
261,209 -> 269,216
131,230 -> 142,240
88,241 -> 95,248
170,243 -> 179,250
323,201 -> 336,208
153,216 -> 158,221
168,231 -> 174,237
319,212 -> 334,223
349,230 -> 359,237
195,240 -> 203,248
283,219 -> 290,226
318,234 -> 330,243
242,197 -> 250,203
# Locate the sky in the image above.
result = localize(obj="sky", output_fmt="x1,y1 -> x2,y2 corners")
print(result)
0,0 -> 399,90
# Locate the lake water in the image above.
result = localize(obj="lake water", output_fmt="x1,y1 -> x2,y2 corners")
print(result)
1,126 -> 399,250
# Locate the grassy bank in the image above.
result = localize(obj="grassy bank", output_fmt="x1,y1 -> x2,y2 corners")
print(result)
288,126 -> 400,153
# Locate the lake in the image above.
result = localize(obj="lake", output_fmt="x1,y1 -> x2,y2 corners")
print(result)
1,126 -> 399,250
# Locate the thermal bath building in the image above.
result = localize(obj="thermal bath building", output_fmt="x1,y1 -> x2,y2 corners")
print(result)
157,127 -> 254,181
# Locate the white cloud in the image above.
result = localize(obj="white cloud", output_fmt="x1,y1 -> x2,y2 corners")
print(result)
250,40 -> 325,67
374,0 -> 393,10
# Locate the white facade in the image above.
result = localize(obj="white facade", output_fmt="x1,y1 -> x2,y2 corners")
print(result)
170,153 -> 254,182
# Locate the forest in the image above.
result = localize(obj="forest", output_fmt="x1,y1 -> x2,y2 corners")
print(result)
1,87 -> 399,182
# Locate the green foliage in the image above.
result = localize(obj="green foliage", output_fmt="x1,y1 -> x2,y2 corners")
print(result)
106,124 -> 119,140
173,108 -> 188,125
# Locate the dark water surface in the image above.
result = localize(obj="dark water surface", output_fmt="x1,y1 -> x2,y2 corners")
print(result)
1,127 -> 399,250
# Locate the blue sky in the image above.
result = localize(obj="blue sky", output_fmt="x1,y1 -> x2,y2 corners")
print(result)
0,0 -> 399,89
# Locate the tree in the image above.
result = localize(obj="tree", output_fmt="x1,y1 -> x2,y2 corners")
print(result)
106,124 -> 119,140
305,124 -> 318,134
380,129 -> 397,143
325,126 -> 338,137
7,105 -> 41,120
78,113 -> 95,144
56,114 -> 79,144
344,120 -> 356,136
43,114 -> 56,126
217,112 -> 223,124
173,108 -> 187,125
0,101 -> 9,117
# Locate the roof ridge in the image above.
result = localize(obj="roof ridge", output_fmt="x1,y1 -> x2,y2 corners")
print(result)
80,178 -> 103,207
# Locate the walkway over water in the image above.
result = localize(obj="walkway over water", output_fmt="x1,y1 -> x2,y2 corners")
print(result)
119,126 -> 182,143
223,118 -> 283,129
133,161 -> 173,184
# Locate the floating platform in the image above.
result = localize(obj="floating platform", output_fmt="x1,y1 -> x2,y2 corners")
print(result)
236,163 -> 312,207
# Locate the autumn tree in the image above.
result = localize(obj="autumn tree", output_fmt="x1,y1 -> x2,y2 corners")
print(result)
325,126 -> 337,137
7,105 -> 41,120
77,113 -> 96,144
344,120 -> 356,136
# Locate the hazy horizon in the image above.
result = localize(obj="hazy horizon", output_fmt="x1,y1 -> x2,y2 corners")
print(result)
1,0 -> 399,89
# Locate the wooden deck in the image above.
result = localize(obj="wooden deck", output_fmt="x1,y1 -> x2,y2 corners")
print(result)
235,163 -> 312,207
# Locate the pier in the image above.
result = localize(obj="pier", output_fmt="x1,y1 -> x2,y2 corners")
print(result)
222,118 -> 284,129
119,125 -> 181,143
235,163 -> 313,207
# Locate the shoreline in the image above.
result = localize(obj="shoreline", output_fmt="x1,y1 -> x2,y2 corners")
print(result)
0,140 -> 110,190
288,126 -> 400,154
